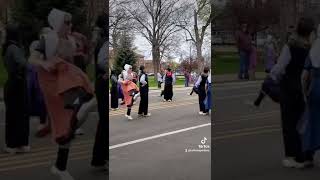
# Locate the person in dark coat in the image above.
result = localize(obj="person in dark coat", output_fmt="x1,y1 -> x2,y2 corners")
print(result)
270,17 -> 315,168
235,23 -> 252,80
110,70 -> 119,110
138,65 -> 151,117
91,13 -> 108,171
163,68 -> 175,102
2,24 -> 30,153
195,67 -> 209,115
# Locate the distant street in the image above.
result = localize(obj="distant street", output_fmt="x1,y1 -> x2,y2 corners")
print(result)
109,87 -> 211,180
213,81 -> 320,180
0,104 -> 106,180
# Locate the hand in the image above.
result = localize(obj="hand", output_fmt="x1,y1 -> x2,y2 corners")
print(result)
41,61 -> 55,72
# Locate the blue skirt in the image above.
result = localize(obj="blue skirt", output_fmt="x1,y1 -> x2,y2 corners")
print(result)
118,83 -> 124,99
299,76 -> 320,152
27,65 -> 46,117
204,83 -> 212,110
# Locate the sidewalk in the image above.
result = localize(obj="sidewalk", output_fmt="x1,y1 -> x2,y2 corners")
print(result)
214,72 -> 266,84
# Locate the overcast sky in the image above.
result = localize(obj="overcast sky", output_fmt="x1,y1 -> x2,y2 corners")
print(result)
133,28 -> 211,62
132,0 -> 211,63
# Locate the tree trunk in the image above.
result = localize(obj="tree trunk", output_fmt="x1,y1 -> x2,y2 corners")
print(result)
152,42 -> 160,81
193,9 -> 206,74
196,41 -> 204,73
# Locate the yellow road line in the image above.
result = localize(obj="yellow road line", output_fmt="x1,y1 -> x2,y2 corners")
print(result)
214,125 -> 280,135
109,97 -> 198,114
0,142 -> 94,162
213,112 -> 279,126
0,110 -> 281,171
215,93 -> 257,100
213,128 -> 280,141
110,101 -> 198,117
0,154 -> 93,172
0,139 -> 94,159
0,127 -> 281,171
0,148 -> 93,168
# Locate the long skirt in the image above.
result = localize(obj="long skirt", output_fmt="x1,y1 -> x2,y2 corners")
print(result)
110,85 -> 118,109
121,81 -> 139,106
138,89 -> 148,115
118,83 -> 124,100
92,75 -> 108,166
280,80 -> 305,161
300,75 -> 320,152
198,88 -> 207,113
27,65 -> 47,119
204,83 -> 212,111
37,59 -> 94,143
4,77 -> 30,148
163,84 -> 173,101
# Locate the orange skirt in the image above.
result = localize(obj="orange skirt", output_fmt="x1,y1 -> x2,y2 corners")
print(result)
121,80 -> 139,106
37,59 -> 94,142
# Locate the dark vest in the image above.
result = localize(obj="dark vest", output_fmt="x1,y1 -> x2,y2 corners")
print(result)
199,74 -> 208,91
165,72 -> 173,85
94,40 -> 106,78
281,45 -> 310,93
139,72 -> 149,92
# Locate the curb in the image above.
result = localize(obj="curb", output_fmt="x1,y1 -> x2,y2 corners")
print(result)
214,78 -> 265,84
213,72 -> 266,84
149,86 -> 188,91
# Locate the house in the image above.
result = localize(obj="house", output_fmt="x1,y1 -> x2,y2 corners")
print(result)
137,56 -> 169,74
138,59 -> 153,74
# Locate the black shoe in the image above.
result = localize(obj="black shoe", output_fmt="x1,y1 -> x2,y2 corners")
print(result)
254,92 -> 265,107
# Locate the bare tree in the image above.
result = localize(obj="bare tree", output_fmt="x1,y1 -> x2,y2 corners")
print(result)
178,0 -> 213,72
122,0 -> 191,78
87,0 -> 107,29
180,56 -> 198,73
109,0 -> 135,50
227,0 -> 280,32
109,0 -> 136,69
159,34 -> 182,61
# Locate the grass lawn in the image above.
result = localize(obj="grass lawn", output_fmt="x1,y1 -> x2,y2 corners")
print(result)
148,75 -> 185,88
213,51 -> 264,75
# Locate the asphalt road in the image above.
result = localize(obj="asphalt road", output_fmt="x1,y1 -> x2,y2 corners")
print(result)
109,87 -> 211,180
213,80 -> 320,180
0,104 -> 107,180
